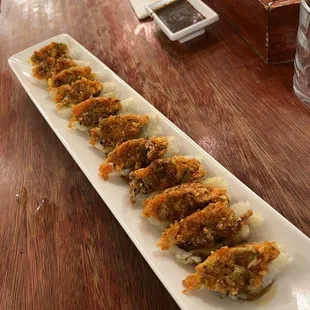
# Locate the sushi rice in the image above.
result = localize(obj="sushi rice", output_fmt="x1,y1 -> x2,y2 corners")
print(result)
201,176 -> 228,190
139,113 -> 162,138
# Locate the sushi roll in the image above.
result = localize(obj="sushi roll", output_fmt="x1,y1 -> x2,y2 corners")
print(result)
54,77 -> 103,117
30,42 -> 69,65
158,201 -> 253,252
68,97 -> 122,131
160,202 -> 264,264
182,241 -> 292,300
143,183 -> 229,226
99,136 -> 178,180
129,156 -> 206,203
48,66 -> 96,89
89,114 -> 151,153
69,96 -> 139,131
32,57 -> 77,80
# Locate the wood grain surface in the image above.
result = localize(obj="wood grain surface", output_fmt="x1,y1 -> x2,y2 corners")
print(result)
1,0 -> 310,309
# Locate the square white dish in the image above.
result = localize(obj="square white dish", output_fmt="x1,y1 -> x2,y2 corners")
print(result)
145,0 -> 219,43
8,34 -> 310,310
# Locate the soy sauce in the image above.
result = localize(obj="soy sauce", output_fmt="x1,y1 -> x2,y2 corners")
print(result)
155,0 -> 206,33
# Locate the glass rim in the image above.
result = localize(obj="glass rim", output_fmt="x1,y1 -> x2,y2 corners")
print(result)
302,0 -> 310,13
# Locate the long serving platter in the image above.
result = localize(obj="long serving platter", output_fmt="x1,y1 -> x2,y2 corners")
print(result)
8,34 -> 310,310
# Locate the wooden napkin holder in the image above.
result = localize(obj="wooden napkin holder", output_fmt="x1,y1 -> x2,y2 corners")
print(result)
205,0 -> 300,64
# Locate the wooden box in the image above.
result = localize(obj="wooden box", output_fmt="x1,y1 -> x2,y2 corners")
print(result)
204,0 -> 300,64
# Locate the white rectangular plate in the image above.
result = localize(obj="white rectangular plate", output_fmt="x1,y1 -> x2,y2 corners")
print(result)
9,34 -> 310,310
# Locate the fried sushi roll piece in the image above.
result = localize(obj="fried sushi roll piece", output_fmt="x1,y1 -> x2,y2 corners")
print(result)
54,77 -> 103,110
32,57 -> 77,80
143,183 -> 229,224
182,241 -> 291,300
30,42 -> 69,65
99,137 -> 169,180
69,97 -> 122,130
48,66 -> 96,89
162,201 -> 264,265
129,156 -> 206,203
89,114 -> 150,152
158,201 -> 252,251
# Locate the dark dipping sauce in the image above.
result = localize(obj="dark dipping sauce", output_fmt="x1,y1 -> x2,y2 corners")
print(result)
154,0 -> 206,33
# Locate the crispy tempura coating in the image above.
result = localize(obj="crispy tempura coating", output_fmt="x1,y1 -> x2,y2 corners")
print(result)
183,241 -> 280,298
158,201 -> 253,251
54,77 -> 103,109
69,97 -> 122,128
129,156 -> 206,203
99,137 -> 168,180
143,183 -> 229,223
89,114 -> 150,149
30,42 -> 68,65
48,66 -> 96,89
32,57 -> 76,80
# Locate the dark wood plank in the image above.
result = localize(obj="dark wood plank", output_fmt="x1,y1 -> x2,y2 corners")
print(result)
0,0 -> 310,309
269,1 -> 300,62
205,0 -> 269,61
205,0 -> 300,63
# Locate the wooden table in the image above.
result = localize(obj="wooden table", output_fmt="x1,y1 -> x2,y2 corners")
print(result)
0,0 -> 309,309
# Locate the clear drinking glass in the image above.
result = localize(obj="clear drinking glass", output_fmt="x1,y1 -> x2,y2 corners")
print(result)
294,0 -> 310,104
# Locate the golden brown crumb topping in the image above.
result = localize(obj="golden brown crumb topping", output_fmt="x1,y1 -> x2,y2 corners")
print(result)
48,66 -> 96,89
89,114 -> 150,149
54,77 -> 103,109
30,42 -> 68,65
182,241 -> 280,298
129,156 -> 206,203
158,201 -> 252,251
143,183 -> 229,222
32,57 -> 76,80
99,136 -> 168,180
69,97 -> 122,128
